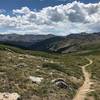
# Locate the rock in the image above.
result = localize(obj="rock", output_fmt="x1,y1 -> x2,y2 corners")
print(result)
36,69 -> 40,71
49,72 -> 53,75
14,63 -> 27,68
37,65 -> 41,68
29,76 -> 43,84
52,79 -> 69,89
18,57 -> 24,60
0,93 -> 20,100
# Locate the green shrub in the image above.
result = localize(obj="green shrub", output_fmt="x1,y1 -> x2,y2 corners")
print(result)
42,63 -> 66,73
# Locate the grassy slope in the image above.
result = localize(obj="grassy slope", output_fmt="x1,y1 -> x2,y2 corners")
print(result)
86,55 -> 100,100
0,44 -> 88,100
77,43 -> 100,56
1,43 -> 100,100
76,46 -> 100,100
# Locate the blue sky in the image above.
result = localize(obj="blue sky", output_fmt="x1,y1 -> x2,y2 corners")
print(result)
0,0 -> 99,11
0,0 -> 100,35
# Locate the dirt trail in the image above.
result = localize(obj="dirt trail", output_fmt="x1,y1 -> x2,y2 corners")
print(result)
73,57 -> 93,100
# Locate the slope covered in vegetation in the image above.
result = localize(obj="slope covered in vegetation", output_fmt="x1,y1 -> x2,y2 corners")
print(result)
0,44 -> 88,100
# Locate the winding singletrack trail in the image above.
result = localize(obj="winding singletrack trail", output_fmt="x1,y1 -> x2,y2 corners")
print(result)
73,57 -> 93,100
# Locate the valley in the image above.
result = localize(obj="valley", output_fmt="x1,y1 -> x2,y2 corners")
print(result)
0,0 -> 100,100
0,33 -> 100,100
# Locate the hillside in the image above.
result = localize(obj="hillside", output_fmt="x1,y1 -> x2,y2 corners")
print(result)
0,44 -> 88,100
0,41 -> 100,100
0,34 -> 55,49
1,33 -> 100,53
31,33 -> 100,53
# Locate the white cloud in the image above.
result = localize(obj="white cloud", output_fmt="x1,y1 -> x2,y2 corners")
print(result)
0,1 -> 100,35
13,7 -> 31,14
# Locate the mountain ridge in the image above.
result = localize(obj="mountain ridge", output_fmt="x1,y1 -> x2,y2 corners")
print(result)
0,32 -> 100,53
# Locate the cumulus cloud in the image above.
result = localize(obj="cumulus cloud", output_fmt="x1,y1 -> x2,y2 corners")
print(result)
13,7 -> 31,14
0,1 -> 100,35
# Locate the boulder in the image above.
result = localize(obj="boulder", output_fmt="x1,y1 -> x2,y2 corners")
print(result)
52,79 -> 69,89
0,93 -> 20,100
29,76 -> 43,84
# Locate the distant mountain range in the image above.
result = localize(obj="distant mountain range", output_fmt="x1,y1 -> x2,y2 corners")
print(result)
0,33 -> 100,53
0,34 -> 55,49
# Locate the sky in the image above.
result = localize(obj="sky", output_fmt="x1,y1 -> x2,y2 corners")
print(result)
0,0 -> 99,11
0,0 -> 100,35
